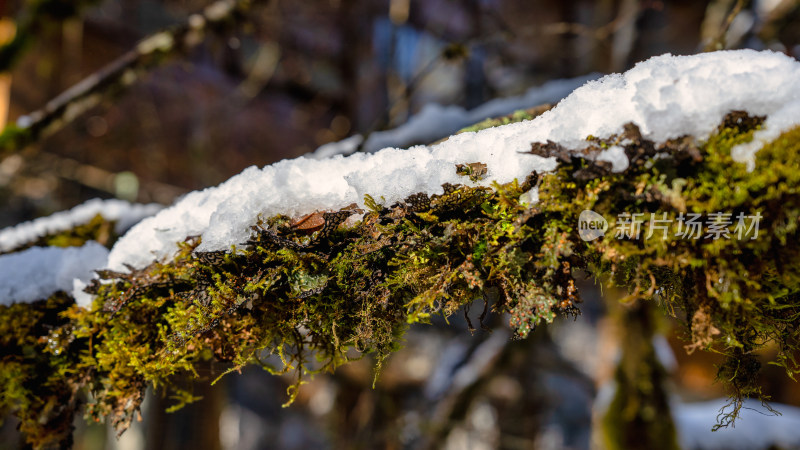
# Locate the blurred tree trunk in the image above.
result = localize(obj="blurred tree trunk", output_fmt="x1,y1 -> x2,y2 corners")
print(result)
601,299 -> 679,450
338,0 -> 360,128
146,374 -> 224,450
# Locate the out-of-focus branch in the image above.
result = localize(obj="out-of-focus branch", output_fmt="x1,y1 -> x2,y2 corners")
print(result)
1,149 -> 187,204
420,331 -> 514,450
757,0 -> 800,43
0,0 -> 264,157
34,151 -> 188,204
702,0 -> 747,51
478,2 -> 651,47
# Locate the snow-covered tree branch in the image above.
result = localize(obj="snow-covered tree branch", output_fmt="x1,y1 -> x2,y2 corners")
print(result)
3,48 -> 800,448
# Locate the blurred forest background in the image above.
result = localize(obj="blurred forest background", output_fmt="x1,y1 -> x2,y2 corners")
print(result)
2,0 -> 800,449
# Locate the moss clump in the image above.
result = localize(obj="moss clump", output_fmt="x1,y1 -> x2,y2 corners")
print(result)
71,176 -> 583,430
1,213 -> 122,255
0,294 -> 81,449
2,111 -> 800,446
457,104 -> 553,134
541,113 -> 800,428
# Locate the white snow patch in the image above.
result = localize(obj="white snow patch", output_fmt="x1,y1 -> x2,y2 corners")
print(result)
675,399 -> 800,450
0,198 -> 162,253
312,75 -> 598,158
595,385 -> 800,449
0,242 -> 108,306
313,134 -> 364,159
731,97 -> 800,170
105,49 -> 800,272
596,145 -> 629,172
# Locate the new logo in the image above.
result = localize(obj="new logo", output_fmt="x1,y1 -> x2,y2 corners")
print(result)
578,210 -> 608,241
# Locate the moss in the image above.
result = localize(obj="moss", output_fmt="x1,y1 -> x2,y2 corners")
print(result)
457,104 -> 553,134
0,124 -> 32,156
2,112 -> 800,446
39,214 -> 119,249
1,213 -> 121,255
0,294 -> 81,449
562,115 -> 800,428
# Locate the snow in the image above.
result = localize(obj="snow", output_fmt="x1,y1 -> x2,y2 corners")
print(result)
312,75 -> 599,158
675,399 -> 800,450
107,50 -> 800,273
4,49 -> 800,305
0,198 -> 162,253
0,242 -> 108,306
596,145 -> 629,172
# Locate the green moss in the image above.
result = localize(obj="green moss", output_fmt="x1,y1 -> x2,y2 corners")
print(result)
1,213 -> 121,255
562,116 -> 800,428
41,214 -> 119,248
0,124 -> 32,155
2,111 -> 800,446
0,294 -> 81,449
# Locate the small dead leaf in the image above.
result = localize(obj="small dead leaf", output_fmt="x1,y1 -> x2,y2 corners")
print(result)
456,162 -> 488,181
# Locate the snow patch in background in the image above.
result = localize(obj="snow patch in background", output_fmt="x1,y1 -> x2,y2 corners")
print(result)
675,399 -> 800,450
0,242 -> 108,306
0,198 -> 162,253
312,74 -> 599,158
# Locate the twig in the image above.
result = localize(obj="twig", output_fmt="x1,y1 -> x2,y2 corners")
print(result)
704,0 -> 747,52
420,330 -> 512,449
33,151 -> 187,204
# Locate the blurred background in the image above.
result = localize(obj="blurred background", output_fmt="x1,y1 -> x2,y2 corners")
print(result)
2,0 -> 800,448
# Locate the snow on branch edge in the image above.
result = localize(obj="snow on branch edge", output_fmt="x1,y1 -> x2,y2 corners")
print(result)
3,49 -> 799,308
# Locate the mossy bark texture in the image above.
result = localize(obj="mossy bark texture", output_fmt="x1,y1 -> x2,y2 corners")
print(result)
2,110 -> 800,447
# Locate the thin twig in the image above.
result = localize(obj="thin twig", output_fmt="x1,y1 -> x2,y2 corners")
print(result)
704,0 -> 747,52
